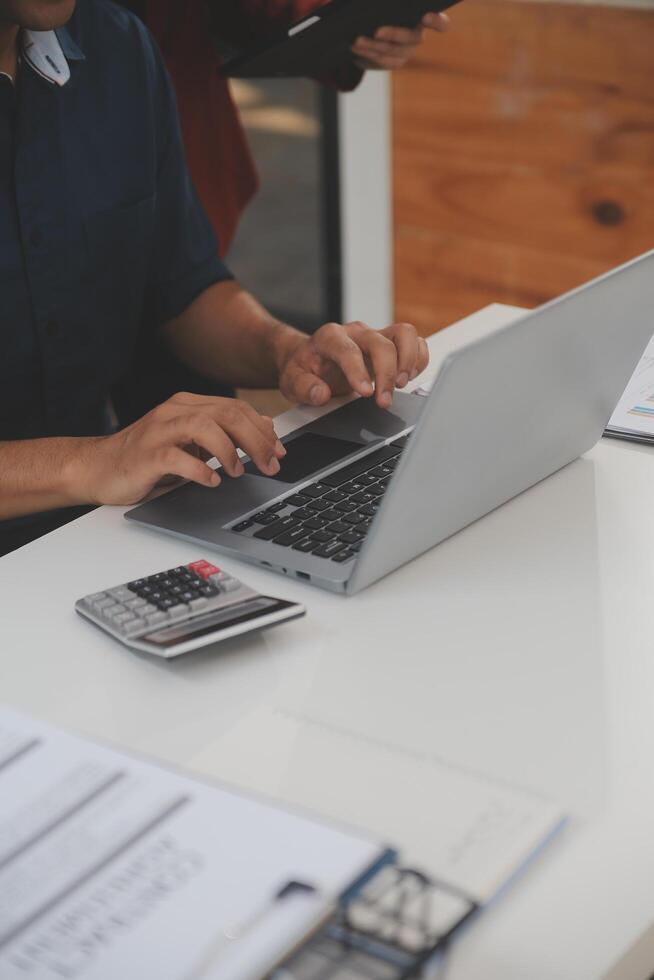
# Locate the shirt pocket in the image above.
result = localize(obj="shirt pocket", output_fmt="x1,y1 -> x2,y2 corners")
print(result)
82,195 -> 156,363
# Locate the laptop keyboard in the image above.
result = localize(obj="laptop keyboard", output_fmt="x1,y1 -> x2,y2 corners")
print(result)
230,434 -> 411,565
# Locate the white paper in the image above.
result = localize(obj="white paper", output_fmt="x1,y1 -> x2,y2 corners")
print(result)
0,708 -> 384,980
607,334 -> 654,440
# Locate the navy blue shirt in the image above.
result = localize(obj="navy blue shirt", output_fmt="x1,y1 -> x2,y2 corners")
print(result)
0,0 -> 231,445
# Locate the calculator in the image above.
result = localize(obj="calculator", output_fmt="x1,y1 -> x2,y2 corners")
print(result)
75,559 -> 306,658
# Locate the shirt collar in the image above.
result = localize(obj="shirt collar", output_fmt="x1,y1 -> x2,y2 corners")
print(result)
21,25 -> 84,87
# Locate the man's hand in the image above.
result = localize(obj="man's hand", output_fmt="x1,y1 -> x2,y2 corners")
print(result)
0,312 -> 427,521
274,321 -> 430,409
78,393 -> 287,506
351,12 -> 449,71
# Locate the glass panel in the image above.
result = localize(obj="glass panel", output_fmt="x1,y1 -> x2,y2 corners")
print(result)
226,78 -> 336,333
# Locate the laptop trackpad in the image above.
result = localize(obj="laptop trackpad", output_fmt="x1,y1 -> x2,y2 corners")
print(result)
244,433 -> 363,484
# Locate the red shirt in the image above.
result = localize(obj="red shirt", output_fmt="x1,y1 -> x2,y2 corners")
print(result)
143,2 -> 361,254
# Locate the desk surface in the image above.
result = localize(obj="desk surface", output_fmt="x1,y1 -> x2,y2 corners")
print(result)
2,305 -> 654,980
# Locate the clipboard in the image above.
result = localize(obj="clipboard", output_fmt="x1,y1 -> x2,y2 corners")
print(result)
219,0 -> 463,80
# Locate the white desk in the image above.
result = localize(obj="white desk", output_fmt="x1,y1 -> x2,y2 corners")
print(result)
2,305 -> 654,980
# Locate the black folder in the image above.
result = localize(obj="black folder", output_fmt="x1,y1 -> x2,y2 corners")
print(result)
220,0 -> 463,79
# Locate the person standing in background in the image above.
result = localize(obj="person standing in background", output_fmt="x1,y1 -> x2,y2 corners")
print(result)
112,0 -> 449,424
124,1 -> 449,253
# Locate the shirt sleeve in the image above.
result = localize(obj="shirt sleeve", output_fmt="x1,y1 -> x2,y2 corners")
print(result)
142,23 -> 234,325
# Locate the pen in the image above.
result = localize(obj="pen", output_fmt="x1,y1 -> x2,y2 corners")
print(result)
188,880 -> 335,980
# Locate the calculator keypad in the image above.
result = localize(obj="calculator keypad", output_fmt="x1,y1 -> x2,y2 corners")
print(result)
79,561 -> 249,638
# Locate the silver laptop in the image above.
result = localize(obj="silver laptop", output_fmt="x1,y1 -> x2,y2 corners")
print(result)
127,251 -> 654,594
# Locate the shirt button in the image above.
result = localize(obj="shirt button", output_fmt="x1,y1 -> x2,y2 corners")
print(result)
46,318 -> 59,338
30,227 -> 43,248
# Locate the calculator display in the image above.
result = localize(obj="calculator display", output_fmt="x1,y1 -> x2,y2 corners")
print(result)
142,597 -> 290,648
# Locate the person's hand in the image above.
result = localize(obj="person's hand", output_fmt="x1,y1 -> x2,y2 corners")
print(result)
79,393 -> 287,506
275,321 -> 429,409
351,12 -> 449,71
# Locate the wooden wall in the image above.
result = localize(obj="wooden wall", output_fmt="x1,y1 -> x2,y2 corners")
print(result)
392,0 -> 654,335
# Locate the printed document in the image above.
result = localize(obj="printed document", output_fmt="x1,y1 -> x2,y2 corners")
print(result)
607,334 -> 654,442
0,707 -> 386,980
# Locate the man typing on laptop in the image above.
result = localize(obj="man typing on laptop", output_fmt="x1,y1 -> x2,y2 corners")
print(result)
0,0 -> 428,556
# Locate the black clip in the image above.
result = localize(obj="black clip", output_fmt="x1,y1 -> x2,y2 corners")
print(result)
275,865 -> 479,979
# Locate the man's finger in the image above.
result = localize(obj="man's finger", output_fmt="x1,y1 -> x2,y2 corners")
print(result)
174,397 -> 284,461
409,337 -> 430,380
353,50 -> 411,71
168,414 -> 246,477
353,37 -> 418,60
154,446 -> 221,490
235,400 -> 286,457
170,411 -> 278,477
423,12 -> 450,31
208,407 -> 282,476
312,323 -> 375,398
382,323 -> 421,388
348,325 -> 399,408
280,360 -> 332,406
374,25 -> 423,45
164,392 -> 283,455
418,337 -> 430,373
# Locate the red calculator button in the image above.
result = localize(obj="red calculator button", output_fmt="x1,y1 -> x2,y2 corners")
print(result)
188,560 -> 220,580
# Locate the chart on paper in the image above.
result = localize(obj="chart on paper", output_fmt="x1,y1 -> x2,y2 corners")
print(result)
606,335 -> 654,442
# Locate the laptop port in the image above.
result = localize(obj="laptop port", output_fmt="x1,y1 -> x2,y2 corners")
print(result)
296,571 -> 311,581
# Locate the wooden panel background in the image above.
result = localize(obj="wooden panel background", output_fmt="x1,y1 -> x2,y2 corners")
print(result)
392,0 -> 654,335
